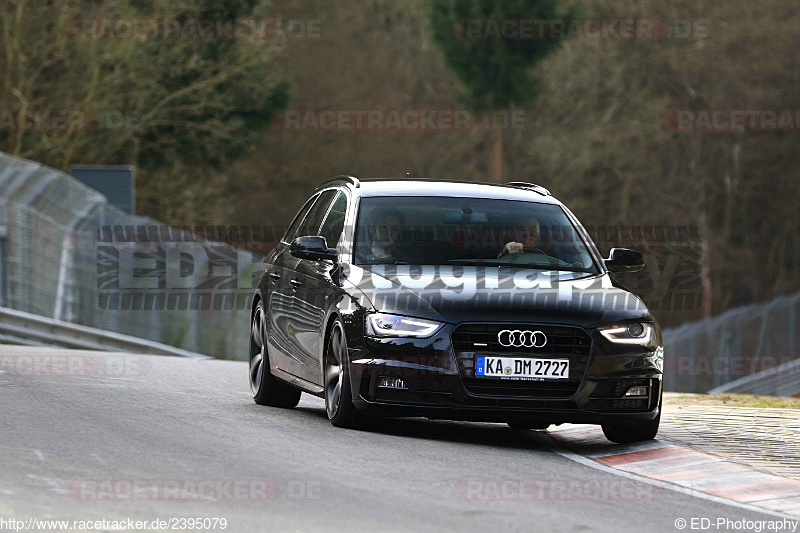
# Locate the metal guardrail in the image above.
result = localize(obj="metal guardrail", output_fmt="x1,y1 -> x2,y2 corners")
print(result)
663,290 -> 800,394
708,358 -> 800,397
0,151 -> 253,359
0,306 -> 209,359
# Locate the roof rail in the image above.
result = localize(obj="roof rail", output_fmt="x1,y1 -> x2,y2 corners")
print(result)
320,175 -> 360,188
505,181 -> 551,196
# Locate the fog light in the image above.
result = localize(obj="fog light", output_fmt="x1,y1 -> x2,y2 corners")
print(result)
624,385 -> 648,397
377,377 -> 407,389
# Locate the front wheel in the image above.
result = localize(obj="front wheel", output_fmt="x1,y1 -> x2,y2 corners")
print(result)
324,319 -> 364,428
602,390 -> 662,443
601,410 -> 660,443
249,301 -> 301,408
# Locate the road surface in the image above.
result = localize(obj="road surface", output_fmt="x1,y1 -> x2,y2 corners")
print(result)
0,346 -> 789,532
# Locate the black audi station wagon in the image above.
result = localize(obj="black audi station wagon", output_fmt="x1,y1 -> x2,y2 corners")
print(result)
249,177 -> 663,443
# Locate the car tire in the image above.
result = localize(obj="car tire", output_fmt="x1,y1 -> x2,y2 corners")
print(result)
250,301 -> 301,408
601,413 -> 660,443
324,319 -> 364,428
601,391 -> 662,444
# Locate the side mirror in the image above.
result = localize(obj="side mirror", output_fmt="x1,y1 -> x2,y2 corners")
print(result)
604,248 -> 645,273
290,236 -> 338,262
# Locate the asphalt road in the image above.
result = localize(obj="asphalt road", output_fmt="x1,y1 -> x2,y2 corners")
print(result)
0,346 -> 786,532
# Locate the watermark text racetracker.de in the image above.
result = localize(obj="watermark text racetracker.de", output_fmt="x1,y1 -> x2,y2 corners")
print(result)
0,354 -> 146,379
0,109 -> 91,131
274,109 -> 525,131
668,355 -> 800,379
455,18 -> 708,40
69,18 -> 321,40
68,479 -> 321,501
0,517 -> 228,531
455,478 -> 663,501
665,109 -> 800,131
673,516 -> 798,532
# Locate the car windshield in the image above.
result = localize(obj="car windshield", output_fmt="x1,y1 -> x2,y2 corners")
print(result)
354,196 -> 599,273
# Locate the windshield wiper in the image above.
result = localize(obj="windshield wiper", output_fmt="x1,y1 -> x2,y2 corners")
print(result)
365,259 -> 409,265
445,259 -> 592,272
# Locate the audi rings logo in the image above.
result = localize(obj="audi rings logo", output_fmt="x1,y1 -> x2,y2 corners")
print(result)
497,329 -> 547,348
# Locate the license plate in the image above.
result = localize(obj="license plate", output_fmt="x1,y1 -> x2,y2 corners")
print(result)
475,356 -> 569,380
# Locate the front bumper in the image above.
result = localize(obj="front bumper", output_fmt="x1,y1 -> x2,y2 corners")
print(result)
346,331 -> 663,425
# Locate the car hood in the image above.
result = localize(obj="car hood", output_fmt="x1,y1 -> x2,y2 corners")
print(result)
342,264 -> 650,327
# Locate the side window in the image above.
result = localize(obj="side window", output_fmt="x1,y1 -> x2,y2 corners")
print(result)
319,192 -> 348,249
296,189 -> 337,238
283,194 -> 318,243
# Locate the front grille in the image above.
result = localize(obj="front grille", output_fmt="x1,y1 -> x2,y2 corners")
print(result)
461,378 -> 579,398
453,323 -> 592,399
452,323 -> 591,355
587,398 -> 650,411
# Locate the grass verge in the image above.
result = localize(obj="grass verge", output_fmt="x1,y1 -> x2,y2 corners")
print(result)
665,392 -> 800,409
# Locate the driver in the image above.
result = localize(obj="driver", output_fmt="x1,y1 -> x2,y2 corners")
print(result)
363,206 -> 404,261
497,217 -> 541,258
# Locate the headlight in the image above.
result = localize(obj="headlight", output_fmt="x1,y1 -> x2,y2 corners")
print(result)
599,322 -> 656,347
366,313 -> 444,338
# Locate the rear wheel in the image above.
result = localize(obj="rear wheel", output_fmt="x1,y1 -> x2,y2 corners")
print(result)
249,301 -> 301,408
324,320 -> 363,428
